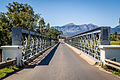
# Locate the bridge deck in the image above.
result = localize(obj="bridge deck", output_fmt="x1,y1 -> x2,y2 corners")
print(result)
4,43 -> 119,80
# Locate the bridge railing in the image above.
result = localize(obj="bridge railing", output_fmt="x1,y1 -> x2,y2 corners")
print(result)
64,27 -> 110,62
105,59 -> 120,70
12,27 -> 58,63
1,27 -> 58,66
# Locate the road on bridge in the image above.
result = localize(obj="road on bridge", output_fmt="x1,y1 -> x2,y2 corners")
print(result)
4,43 -> 119,80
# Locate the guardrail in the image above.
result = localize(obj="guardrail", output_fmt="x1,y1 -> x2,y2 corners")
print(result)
1,27 -> 58,66
105,59 -> 120,70
0,59 -> 16,69
64,27 -> 110,62
12,27 -> 58,63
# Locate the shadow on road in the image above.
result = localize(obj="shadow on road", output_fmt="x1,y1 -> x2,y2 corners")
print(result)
24,65 -> 36,69
37,43 -> 60,65
22,43 -> 60,69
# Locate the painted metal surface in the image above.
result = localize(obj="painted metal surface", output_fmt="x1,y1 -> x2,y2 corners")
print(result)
65,27 -> 110,62
12,27 -> 58,63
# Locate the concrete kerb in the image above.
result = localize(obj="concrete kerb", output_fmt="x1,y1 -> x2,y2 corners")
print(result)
65,43 -> 96,65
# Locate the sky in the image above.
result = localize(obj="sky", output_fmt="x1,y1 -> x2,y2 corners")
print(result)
0,0 -> 120,28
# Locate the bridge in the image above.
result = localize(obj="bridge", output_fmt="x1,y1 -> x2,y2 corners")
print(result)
1,27 -> 120,80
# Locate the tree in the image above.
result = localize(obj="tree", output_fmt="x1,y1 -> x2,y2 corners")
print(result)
0,2 -> 62,46
45,28 -> 63,39
6,2 -> 40,31
0,12 -> 12,46
0,2 -> 40,46
114,32 -> 117,39
38,18 -> 45,34
44,23 -> 50,34
111,34 -> 116,41
111,32 -> 118,41
46,23 -> 50,30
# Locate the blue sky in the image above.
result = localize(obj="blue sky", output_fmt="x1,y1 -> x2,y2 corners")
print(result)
0,0 -> 120,28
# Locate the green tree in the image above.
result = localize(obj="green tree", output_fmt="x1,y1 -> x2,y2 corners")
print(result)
46,23 -> 50,30
111,32 -> 118,41
45,28 -> 63,39
114,32 -> 117,40
0,1 -> 62,46
44,23 -> 50,34
38,18 -> 45,34
6,2 -> 40,31
111,34 -> 115,41
0,13 -> 12,46
0,2 -> 40,46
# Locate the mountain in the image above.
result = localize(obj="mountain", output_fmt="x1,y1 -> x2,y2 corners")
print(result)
51,23 -> 99,36
111,25 -> 120,34
52,23 -> 120,37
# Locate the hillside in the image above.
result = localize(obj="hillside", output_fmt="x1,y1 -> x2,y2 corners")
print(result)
111,25 -> 120,34
51,23 -> 99,36
52,23 -> 120,37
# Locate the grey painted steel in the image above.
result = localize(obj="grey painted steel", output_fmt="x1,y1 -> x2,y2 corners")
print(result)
4,43 -> 119,80
64,27 -> 110,62
12,27 -> 58,63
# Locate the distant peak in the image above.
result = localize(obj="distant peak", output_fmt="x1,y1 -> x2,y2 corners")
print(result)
88,23 -> 94,25
64,23 -> 75,26
115,25 -> 120,28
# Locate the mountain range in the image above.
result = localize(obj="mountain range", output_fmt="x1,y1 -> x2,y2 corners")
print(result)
51,23 -> 120,37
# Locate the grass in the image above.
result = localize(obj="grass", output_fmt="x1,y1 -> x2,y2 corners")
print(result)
101,64 -> 120,76
111,40 -> 120,45
0,65 -> 19,79
113,71 -> 120,76
101,64 -> 108,70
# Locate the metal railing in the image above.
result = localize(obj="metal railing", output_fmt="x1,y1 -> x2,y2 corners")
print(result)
105,59 -> 120,70
0,59 -> 16,69
12,27 -> 58,63
64,27 -> 110,62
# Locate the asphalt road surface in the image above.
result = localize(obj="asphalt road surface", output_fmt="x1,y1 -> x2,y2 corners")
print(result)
4,43 -> 120,80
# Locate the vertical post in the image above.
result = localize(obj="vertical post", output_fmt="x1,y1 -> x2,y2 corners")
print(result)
100,27 -> 110,63
12,27 -> 23,46
101,27 -> 110,45
12,27 -> 23,66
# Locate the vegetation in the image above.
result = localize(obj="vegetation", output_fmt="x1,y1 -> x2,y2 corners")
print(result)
0,13 -> 12,45
101,64 -> 120,76
45,28 -> 63,39
110,32 -> 120,45
59,36 -> 67,39
0,2 -> 62,46
38,18 -> 45,34
111,32 -> 120,41
0,65 -> 19,79
6,2 -> 40,30
113,71 -> 120,76
101,64 -> 108,69
111,40 -> 120,45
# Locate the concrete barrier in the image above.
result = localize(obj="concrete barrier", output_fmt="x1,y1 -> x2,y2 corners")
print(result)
99,45 -> 120,64
0,46 -> 23,66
